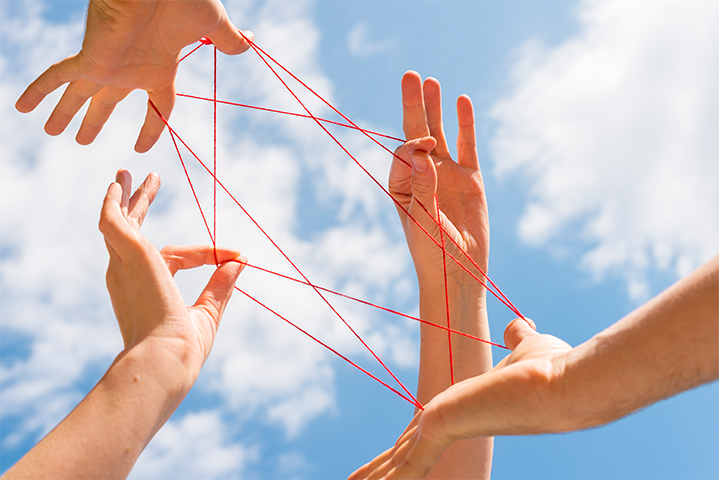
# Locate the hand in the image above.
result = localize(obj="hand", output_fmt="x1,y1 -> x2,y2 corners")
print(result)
350,318 -> 572,480
390,71 -> 489,288
100,169 -> 246,382
3,169 -> 246,480
15,0 -> 253,153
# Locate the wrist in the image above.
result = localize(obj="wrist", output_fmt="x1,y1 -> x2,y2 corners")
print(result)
116,336 -> 200,402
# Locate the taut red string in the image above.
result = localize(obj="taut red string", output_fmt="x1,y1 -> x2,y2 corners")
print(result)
149,100 -> 422,409
235,32 -> 527,322
153,36 -> 526,407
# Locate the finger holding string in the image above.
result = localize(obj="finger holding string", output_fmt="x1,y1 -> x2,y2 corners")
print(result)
136,84 -> 177,153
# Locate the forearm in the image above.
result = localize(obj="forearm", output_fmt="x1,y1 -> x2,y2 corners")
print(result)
417,279 -> 491,403
562,256 -> 719,430
417,276 -> 493,479
3,339 -> 195,479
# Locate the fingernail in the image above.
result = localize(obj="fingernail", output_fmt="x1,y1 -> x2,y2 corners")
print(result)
411,154 -> 428,173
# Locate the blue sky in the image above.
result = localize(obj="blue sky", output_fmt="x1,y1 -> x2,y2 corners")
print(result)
0,1 -> 717,479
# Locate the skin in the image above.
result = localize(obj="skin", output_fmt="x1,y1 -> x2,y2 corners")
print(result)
15,0 -> 253,153
352,252 -> 718,478
359,71 -> 495,479
2,170 -> 245,479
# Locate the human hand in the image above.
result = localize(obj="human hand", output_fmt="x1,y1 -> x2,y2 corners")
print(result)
16,0 -> 253,153
100,169 -> 246,384
390,71 -> 489,290
350,318 -> 572,479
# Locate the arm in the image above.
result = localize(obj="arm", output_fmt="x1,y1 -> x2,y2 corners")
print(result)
356,256 -> 719,479
15,0 -> 253,153
354,71 -> 494,479
2,170 -> 245,479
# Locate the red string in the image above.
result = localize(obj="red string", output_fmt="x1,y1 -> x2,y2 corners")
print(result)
435,194 -> 454,385
149,100 -> 422,409
240,261 -> 508,350
213,46 -> 219,266
236,288 -> 421,407
238,33 -> 527,321
176,94 -> 402,142
158,36 -> 525,408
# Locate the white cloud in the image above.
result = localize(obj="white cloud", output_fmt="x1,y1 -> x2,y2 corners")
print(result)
131,410 -> 257,479
1,0 -> 416,474
347,22 -> 393,58
489,0 -> 718,298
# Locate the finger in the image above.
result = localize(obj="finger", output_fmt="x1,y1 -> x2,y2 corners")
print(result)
386,433 -> 443,480
348,447 -> 393,480
399,412 -> 422,442
15,55 -> 82,113
401,71 -> 430,140
422,77 -> 451,159
160,245 -> 245,276
115,169 -> 132,218
44,79 -> 103,136
456,94 -> 479,170
503,317 -> 538,350
128,172 -> 161,228
406,140 -> 440,228
98,182 -> 140,256
347,462 -> 371,480
76,86 -> 133,145
369,433 -> 417,480
192,255 -> 246,327
135,86 -> 175,153
206,16 -> 254,55
363,424 -> 419,480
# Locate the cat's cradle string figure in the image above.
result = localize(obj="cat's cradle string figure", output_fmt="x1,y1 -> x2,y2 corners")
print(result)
157,35 -> 524,408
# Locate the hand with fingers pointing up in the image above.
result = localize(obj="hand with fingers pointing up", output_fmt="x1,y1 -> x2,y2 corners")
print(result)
3,170 -> 246,479
352,75 -> 719,479
386,71 -> 495,479
100,169 -> 246,371
15,0 -> 253,153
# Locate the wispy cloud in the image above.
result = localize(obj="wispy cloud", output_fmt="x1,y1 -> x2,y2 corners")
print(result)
347,22 -> 394,58
489,0 -> 718,299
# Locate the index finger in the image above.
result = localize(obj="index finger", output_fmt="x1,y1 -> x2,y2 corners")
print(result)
401,71 -> 430,140
160,245 -> 244,276
15,55 -> 82,113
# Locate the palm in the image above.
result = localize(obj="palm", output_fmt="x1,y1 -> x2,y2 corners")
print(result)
16,0 -> 251,152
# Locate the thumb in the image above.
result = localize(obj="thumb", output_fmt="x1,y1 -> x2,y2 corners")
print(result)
206,14 -> 254,55
503,317 -> 538,350
194,256 -> 246,328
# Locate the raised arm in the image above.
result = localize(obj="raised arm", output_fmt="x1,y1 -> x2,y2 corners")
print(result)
2,170 -> 245,479
353,71 -> 494,479
15,0 -> 253,153
355,256 -> 718,479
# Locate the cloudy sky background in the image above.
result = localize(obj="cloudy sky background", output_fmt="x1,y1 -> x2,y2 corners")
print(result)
1,0 -> 717,478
